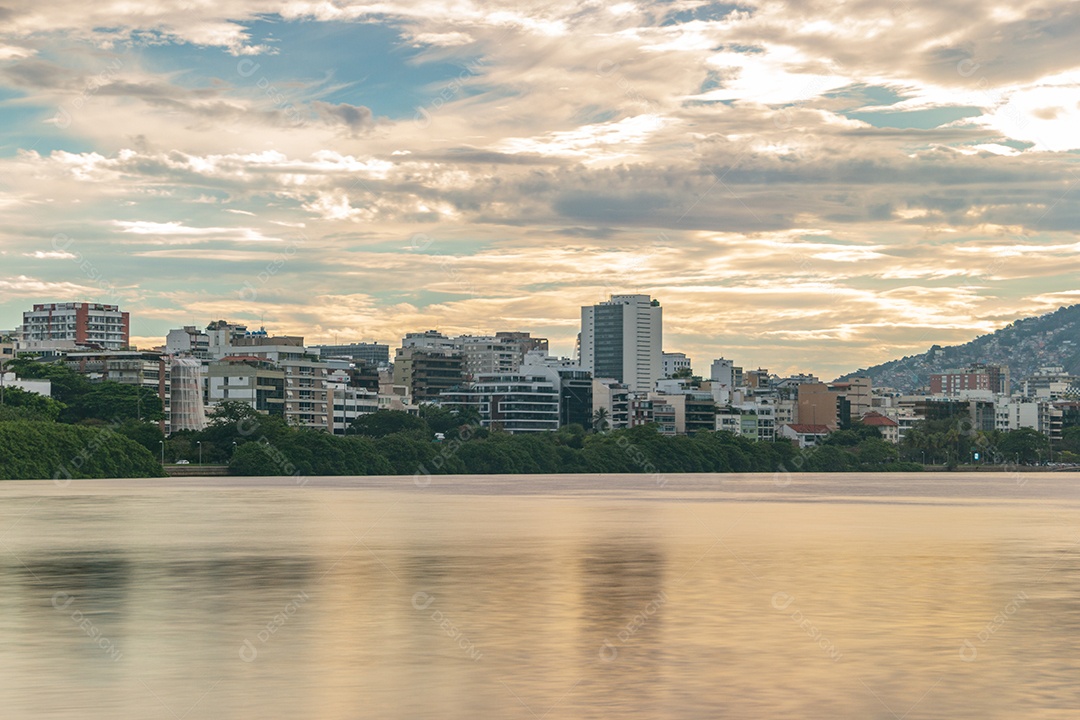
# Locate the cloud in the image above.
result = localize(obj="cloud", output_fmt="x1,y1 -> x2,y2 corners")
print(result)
312,101 -> 375,136
2,2 -> 1080,377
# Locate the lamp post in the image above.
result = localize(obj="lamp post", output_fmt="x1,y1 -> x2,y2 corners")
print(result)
197,441 -> 202,465
232,441 -> 237,455
159,440 -> 164,465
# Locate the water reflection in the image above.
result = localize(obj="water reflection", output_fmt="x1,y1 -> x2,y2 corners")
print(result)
0,476 -> 1077,719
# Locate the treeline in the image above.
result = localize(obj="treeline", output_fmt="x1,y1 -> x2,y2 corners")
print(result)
206,404 -> 921,477
0,421 -> 163,480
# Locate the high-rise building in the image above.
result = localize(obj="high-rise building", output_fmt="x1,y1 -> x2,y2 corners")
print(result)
21,302 -> 129,350
580,294 -> 662,393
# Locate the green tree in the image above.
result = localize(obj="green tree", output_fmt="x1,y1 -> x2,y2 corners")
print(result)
351,410 -> 429,438
116,419 -> 165,455
999,428 -> 1046,465
66,383 -> 164,423
0,386 -> 64,421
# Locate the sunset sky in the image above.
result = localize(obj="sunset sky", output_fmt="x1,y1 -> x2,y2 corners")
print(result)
1,1 -> 1079,378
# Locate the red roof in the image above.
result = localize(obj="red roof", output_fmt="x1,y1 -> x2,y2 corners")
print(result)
783,423 -> 831,435
861,412 -> 899,427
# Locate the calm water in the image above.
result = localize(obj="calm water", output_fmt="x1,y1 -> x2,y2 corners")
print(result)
1,473 -> 1079,719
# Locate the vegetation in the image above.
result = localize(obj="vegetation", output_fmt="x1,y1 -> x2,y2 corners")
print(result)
0,421 -> 164,480
180,405 -> 920,477
0,358 -> 166,480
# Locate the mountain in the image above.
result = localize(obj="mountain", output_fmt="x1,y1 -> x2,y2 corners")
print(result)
840,305 -> 1080,392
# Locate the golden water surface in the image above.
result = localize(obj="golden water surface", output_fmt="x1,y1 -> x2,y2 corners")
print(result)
1,473 -> 1078,719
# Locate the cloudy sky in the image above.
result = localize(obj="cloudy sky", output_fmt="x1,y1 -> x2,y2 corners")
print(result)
1,0 -> 1079,378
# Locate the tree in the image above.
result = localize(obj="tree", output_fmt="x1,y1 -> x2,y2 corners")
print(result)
0,386 -> 64,421
999,428 -> 1046,465
591,408 -> 610,433
66,383 -> 164,423
350,410 -> 429,438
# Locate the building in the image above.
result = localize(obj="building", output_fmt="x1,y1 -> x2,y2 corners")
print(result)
327,368 -> 380,434
459,336 -> 525,380
797,383 -> 841,429
829,377 -> 872,420
310,342 -> 390,368
21,302 -> 129,350
744,368 -> 771,390
930,364 -> 1010,396
650,391 -> 717,435
796,378 -> 872,429
165,326 -> 211,358
779,423 -> 832,448
580,294 -> 663,393
282,358 -> 334,430
593,378 -> 631,430
709,358 -> 743,389
206,356 -> 286,416
860,411 -> 900,444
519,352 -> 592,429
662,352 -> 692,378
1022,367 -> 1078,400
441,373 -> 561,433
402,330 -> 458,353
393,347 -> 465,403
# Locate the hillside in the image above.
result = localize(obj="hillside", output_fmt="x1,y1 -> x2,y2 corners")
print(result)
841,305 -> 1080,392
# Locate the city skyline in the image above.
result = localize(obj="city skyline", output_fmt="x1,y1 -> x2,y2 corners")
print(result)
3,2 -> 1080,379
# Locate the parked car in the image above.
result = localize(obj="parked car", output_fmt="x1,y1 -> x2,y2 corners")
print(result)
175,460 -> 190,465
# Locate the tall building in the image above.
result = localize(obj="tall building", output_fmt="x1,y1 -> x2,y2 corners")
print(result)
580,294 -> 663,393
21,302 -> 129,350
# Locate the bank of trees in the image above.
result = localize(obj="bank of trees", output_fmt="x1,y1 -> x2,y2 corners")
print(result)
0,421 -> 163,480
207,405 -> 920,477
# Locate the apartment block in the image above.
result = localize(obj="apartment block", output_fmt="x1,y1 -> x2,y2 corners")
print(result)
393,347 -> 464,403
22,303 -> 129,350
930,364 -> 1010,396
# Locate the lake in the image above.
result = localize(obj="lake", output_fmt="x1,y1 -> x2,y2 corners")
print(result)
1,473 -> 1078,719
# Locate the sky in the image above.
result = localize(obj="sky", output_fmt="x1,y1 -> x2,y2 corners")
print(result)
1,1 -> 1080,379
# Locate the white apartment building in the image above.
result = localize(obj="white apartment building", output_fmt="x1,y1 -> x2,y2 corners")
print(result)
21,302 -> 129,350
580,294 -> 663,394
662,351 -> 691,378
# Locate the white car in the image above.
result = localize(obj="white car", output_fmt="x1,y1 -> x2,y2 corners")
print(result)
175,460 -> 190,465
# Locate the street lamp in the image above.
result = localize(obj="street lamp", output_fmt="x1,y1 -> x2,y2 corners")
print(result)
197,441 -> 202,465
232,441 -> 237,455
159,440 -> 164,465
